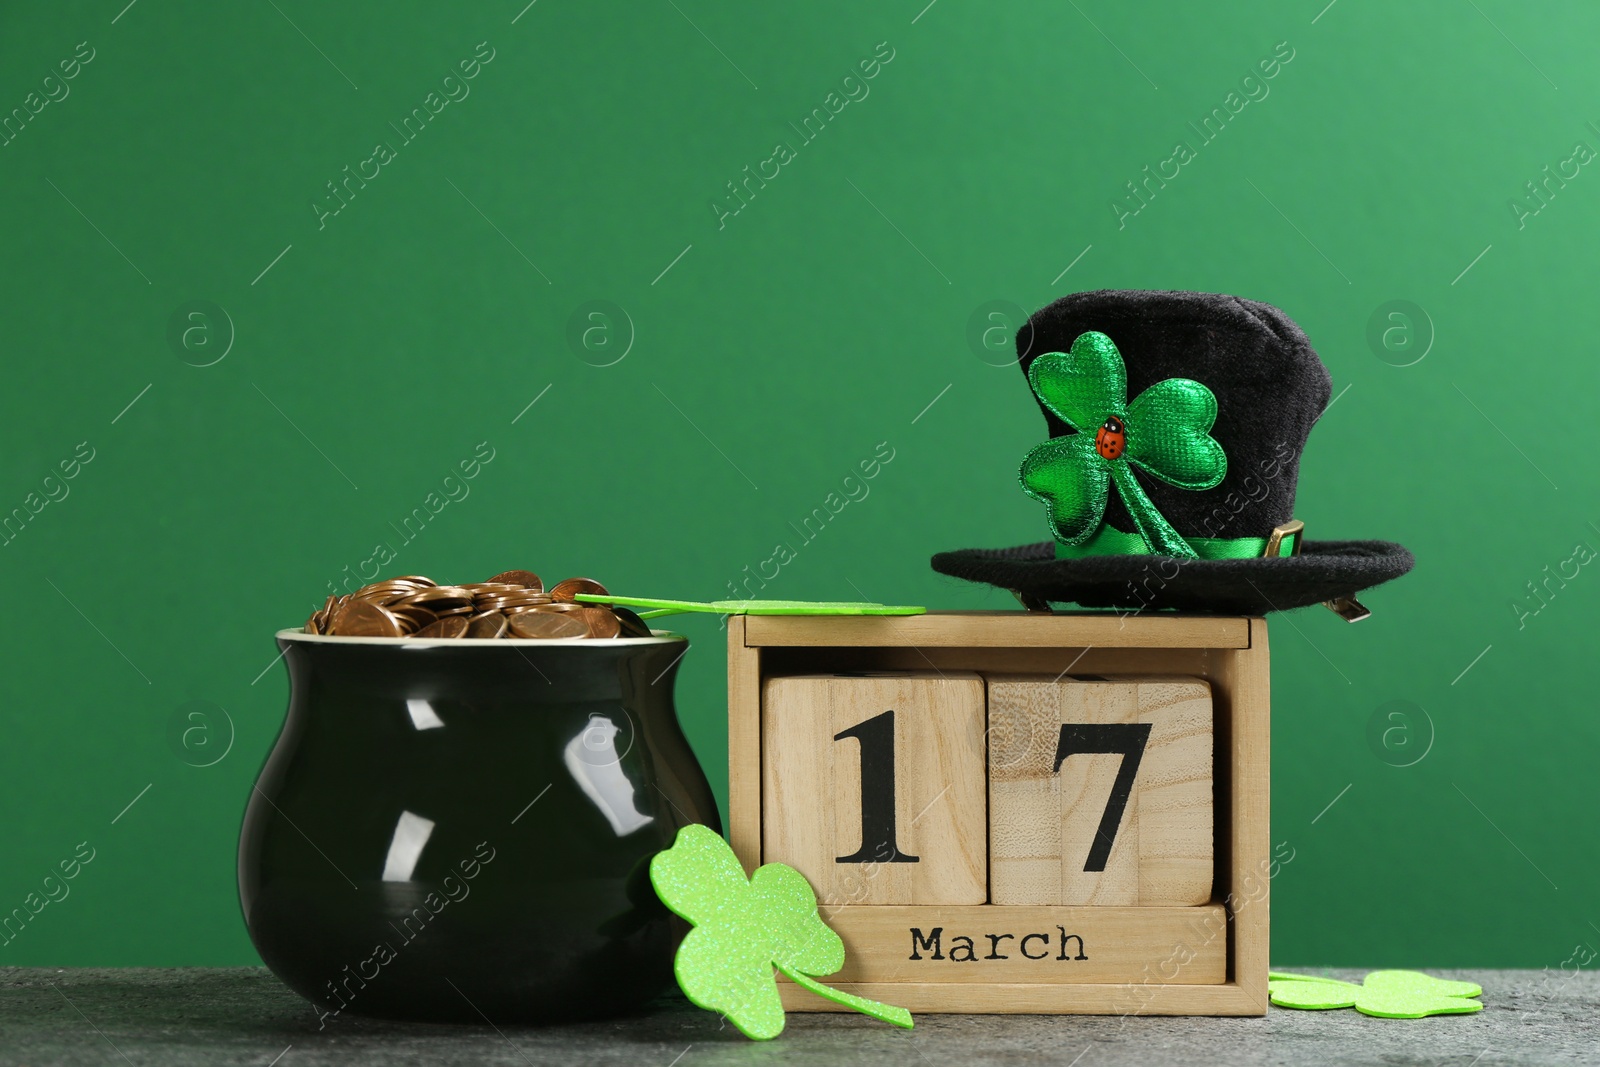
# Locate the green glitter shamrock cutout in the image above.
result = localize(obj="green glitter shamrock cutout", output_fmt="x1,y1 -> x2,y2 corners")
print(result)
1020,331 -> 1226,557
1268,970 -> 1484,1019
649,824 -> 913,1040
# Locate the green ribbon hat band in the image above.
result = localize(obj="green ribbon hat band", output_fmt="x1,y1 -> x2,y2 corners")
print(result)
1053,524 -> 1299,561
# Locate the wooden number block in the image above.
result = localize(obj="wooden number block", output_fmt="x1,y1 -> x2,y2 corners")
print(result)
987,675 -> 1213,906
762,673 -> 986,905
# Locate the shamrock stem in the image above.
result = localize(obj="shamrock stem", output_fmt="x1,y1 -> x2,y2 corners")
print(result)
1108,463 -> 1198,558
774,962 -> 913,1030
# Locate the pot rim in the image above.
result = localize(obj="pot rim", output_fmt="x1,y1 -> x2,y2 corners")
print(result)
275,627 -> 686,648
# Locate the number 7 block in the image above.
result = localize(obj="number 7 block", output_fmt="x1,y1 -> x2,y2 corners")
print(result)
762,673 -> 987,905
987,675 -> 1213,906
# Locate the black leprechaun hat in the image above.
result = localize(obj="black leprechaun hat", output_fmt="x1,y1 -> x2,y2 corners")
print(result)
931,289 -> 1413,618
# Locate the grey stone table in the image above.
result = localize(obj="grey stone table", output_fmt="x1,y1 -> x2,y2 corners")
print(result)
1,968 -> 1593,1066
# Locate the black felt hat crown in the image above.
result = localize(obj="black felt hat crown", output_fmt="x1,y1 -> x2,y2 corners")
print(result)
931,289 -> 1413,616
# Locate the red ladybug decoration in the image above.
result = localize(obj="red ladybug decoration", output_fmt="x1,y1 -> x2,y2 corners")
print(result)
1095,415 -> 1126,460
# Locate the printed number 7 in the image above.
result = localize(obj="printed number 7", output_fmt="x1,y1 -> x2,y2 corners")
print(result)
1055,722 -> 1152,872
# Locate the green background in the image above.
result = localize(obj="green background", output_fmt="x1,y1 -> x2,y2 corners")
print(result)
2,0 -> 1595,972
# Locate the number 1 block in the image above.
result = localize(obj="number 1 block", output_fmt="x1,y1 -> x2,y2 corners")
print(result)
762,673 -> 986,905
987,675 -> 1213,906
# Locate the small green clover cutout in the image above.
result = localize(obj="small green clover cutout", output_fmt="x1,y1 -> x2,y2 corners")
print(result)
1268,970 -> 1484,1019
649,824 -> 913,1040
1021,331 -> 1226,557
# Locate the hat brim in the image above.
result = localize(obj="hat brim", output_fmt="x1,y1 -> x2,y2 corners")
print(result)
931,539 -> 1414,615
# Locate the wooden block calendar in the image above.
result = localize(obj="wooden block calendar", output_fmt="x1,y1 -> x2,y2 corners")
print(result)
728,611 -> 1272,1016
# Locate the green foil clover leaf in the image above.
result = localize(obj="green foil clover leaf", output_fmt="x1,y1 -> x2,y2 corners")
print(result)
1268,970 -> 1484,1019
648,823 -> 913,1040
1020,331 -> 1226,557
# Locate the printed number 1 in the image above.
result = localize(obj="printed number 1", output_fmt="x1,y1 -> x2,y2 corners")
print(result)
833,710 -> 919,864
1054,722 -> 1152,872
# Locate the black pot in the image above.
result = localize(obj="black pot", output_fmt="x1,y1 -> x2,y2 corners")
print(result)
238,628 -> 720,1026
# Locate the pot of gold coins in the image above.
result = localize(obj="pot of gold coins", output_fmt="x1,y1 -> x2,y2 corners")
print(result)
238,569 -> 720,1026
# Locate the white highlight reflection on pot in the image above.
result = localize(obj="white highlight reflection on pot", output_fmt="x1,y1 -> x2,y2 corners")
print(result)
406,698 -> 445,731
381,810 -> 436,882
563,714 -> 654,836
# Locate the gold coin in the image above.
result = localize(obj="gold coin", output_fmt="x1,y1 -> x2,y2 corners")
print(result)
487,570 -> 542,592
391,604 -> 437,632
353,580 -> 429,605
467,588 -> 521,604
305,594 -> 335,634
393,587 -> 474,614
465,612 -> 509,639
549,577 -> 608,602
407,585 -> 475,604
352,579 -> 399,593
333,599 -> 404,638
508,612 -> 588,639
415,616 -> 468,639
518,601 -> 580,614
328,595 -> 349,624
477,591 -> 552,611
572,607 -> 621,639
612,606 -> 652,637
